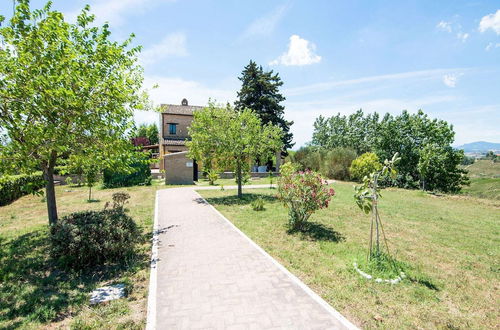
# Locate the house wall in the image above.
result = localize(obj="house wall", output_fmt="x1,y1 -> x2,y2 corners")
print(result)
164,151 -> 194,185
162,113 -> 193,139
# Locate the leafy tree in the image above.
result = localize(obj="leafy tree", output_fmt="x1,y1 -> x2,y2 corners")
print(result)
312,109 -> 465,190
350,152 -> 382,182
188,102 -> 282,198
235,60 -> 293,155
418,144 -> 469,193
0,1 -> 149,224
133,123 -> 159,145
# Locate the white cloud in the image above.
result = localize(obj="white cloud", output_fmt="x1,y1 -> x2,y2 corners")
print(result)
140,32 -> 188,65
479,9 -> 500,35
442,73 -> 463,87
437,21 -> 452,33
270,35 -> 321,66
485,42 -> 500,51
65,0 -> 174,26
241,4 -> 289,39
456,32 -> 469,42
285,68 -> 469,96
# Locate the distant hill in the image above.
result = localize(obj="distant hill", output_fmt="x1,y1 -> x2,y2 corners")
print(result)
456,141 -> 500,153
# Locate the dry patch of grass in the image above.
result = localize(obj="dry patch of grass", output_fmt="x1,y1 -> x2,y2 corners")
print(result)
0,182 -> 166,329
199,182 -> 499,329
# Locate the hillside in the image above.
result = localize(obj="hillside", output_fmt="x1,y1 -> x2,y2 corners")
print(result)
462,159 -> 500,200
456,141 -> 500,153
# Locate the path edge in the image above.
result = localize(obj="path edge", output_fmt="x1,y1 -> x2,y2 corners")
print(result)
145,190 -> 160,330
194,190 -> 359,330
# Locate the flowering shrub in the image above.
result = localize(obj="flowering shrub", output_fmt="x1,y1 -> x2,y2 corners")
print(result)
277,164 -> 335,230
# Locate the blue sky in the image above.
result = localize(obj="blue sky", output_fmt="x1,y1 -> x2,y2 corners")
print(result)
2,0 -> 499,147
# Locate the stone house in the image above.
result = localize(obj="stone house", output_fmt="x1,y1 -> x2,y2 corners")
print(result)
158,98 -> 202,182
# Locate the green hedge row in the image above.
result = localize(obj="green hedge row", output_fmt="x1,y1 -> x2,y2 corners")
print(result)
102,161 -> 151,188
0,173 -> 46,206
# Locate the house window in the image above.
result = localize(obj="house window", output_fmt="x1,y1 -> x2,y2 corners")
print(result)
168,123 -> 177,135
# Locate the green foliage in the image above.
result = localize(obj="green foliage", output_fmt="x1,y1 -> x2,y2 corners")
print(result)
50,203 -> 142,269
0,1 -> 151,224
461,155 -> 475,165
251,197 -> 265,211
288,146 -> 356,180
235,60 -> 294,152
312,110 -> 462,189
207,169 -> 219,185
354,153 -> 400,214
418,144 -> 469,193
277,169 -> 335,230
103,153 -> 152,188
187,102 -> 282,198
350,152 -> 382,182
132,123 -> 159,145
0,173 -> 46,206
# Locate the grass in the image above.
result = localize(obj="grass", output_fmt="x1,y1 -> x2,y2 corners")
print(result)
0,180 -> 169,329
461,159 -> 500,200
198,181 -> 499,329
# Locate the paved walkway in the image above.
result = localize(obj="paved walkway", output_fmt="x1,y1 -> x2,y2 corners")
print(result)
147,186 -> 356,330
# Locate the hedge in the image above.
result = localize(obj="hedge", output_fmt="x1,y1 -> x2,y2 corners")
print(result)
102,161 -> 151,188
0,172 -> 46,206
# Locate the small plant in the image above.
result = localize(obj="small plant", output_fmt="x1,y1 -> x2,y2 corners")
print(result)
220,184 -> 225,191
207,169 -> 219,185
111,191 -> 131,209
354,153 -> 400,260
268,170 -> 274,189
65,176 -> 73,186
251,197 -> 265,211
277,163 -> 335,230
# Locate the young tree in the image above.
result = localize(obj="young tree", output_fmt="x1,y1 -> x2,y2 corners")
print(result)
188,103 -> 282,198
235,60 -> 293,154
0,1 -> 150,225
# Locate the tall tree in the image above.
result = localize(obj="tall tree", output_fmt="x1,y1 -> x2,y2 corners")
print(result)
134,123 -> 159,145
188,102 -> 282,198
235,60 -> 293,154
0,1 -> 150,225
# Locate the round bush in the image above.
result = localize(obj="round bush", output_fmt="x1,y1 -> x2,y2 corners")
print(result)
50,209 -> 142,269
349,152 -> 382,182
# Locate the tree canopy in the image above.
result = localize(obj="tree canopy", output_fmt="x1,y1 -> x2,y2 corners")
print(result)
0,1 -> 150,224
312,109 -> 468,191
132,123 -> 159,145
187,102 -> 282,198
235,60 -> 293,153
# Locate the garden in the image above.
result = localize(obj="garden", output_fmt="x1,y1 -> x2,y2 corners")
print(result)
198,179 -> 499,328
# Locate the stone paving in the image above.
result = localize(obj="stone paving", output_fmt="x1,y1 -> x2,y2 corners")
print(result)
149,186 -> 356,329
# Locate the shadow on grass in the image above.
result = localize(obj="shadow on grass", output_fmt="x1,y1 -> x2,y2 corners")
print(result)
288,222 -> 346,242
196,193 -> 276,206
0,229 -> 149,327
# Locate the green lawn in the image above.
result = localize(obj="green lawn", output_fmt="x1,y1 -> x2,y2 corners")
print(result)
461,159 -> 500,200
198,182 -> 499,329
0,181 -> 167,329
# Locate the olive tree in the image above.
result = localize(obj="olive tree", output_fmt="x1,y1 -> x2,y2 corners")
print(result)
188,103 -> 282,198
0,1 -> 150,224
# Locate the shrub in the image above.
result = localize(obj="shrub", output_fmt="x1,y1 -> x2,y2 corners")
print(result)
207,169 -> 219,185
102,153 -> 151,188
50,203 -> 142,269
251,197 -> 265,211
277,168 -> 335,230
350,152 -> 382,182
319,147 -> 357,180
0,172 -> 45,206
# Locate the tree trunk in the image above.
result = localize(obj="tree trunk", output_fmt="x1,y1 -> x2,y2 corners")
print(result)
236,159 -> 242,198
88,185 -> 92,201
44,166 -> 58,225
